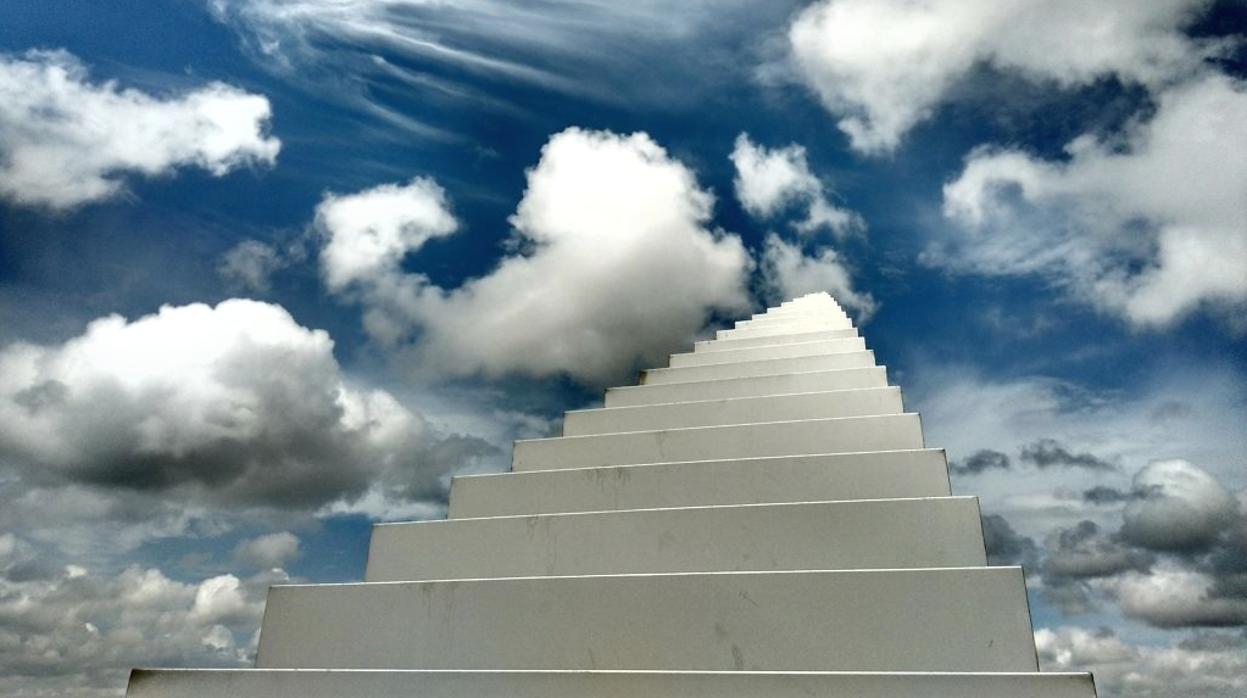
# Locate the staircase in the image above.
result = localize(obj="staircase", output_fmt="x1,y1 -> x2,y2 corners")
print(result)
127,293 -> 1096,697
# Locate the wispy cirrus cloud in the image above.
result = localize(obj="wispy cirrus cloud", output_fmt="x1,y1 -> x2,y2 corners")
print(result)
208,0 -> 799,130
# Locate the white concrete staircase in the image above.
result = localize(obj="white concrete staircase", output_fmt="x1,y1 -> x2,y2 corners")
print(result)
127,293 -> 1097,697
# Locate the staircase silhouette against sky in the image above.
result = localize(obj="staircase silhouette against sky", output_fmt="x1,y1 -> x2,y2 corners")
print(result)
128,293 -> 1097,697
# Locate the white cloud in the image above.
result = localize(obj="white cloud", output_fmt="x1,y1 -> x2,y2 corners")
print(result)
0,50 -> 279,210
320,127 -> 753,385
758,234 -> 876,321
934,73 -> 1247,328
729,133 -> 863,237
787,0 -> 1219,153
0,557 -> 282,697
1036,625 -> 1247,697
233,531 -> 301,569
0,299 -> 488,511
317,177 -> 458,292
1108,566 -> 1247,628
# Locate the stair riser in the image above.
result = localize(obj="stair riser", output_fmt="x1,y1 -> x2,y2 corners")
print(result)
735,314 -> 847,329
449,449 -> 952,518
255,568 -> 1038,672
693,328 -> 857,352
669,338 -> 866,367
606,367 -> 888,406
366,497 -> 985,581
718,321 -> 851,339
564,388 -> 903,435
641,351 -> 875,385
128,670 -> 1096,698
514,414 -> 923,471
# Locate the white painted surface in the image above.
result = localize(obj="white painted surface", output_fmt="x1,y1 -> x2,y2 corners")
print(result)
735,314 -> 847,329
128,669 -> 1097,698
366,497 -> 985,581
693,328 -> 857,352
641,351 -> 876,384
513,414 -> 923,470
717,321 -> 851,339
605,367 -> 888,406
564,388 -> 903,435
668,338 -> 866,367
255,568 -> 1038,672
448,449 -> 953,518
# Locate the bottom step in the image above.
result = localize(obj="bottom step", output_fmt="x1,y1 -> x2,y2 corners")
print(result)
129,669 -> 1096,698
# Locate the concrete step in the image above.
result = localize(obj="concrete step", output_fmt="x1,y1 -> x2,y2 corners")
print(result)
514,414 -> 923,471
693,328 -> 857,352
735,313 -> 847,329
669,338 -> 866,367
128,669 -> 1098,698
255,568 -> 1036,672
449,449 -> 952,518
717,321 -> 853,340
564,387 -> 903,435
366,497 -> 985,582
605,367 -> 888,407
641,351 -> 876,385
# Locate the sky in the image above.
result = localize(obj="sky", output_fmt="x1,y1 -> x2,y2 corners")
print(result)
0,1 -> 1244,695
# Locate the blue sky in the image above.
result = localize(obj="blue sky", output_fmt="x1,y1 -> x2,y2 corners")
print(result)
1,1 -> 1245,695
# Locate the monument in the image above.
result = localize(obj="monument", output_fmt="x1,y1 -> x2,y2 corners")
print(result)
127,293 -> 1097,696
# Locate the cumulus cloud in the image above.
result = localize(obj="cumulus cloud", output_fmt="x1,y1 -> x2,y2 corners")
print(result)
1121,459 -> 1241,552
320,128 -> 753,384
758,234 -> 876,321
0,554 -> 282,696
933,73 -> 1247,327
233,531 -> 300,569
1043,521 -> 1151,581
0,50 -> 279,210
729,133 -> 863,237
317,177 -> 458,293
787,0 -> 1220,153
0,299 -> 489,511
1036,625 -> 1247,697
1109,566 -> 1247,628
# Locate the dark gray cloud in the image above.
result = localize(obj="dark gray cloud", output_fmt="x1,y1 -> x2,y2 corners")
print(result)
0,300 -> 490,512
1037,520 -> 1151,616
1177,628 -> 1247,652
1082,485 -> 1134,504
951,449 -> 1011,475
1042,521 -> 1153,581
1119,459 -> 1240,552
980,513 -> 1039,567
1020,438 -> 1115,471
